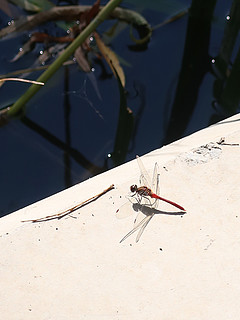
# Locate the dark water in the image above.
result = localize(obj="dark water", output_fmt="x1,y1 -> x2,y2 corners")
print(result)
0,0 -> 238,216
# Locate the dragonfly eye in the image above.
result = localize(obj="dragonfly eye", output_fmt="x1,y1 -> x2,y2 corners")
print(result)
130,185 -> 137,192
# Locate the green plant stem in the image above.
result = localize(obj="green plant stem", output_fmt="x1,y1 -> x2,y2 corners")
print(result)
8,0 -> 122,117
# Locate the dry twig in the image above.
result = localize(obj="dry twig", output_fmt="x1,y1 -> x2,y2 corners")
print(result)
22,184 -> 114,223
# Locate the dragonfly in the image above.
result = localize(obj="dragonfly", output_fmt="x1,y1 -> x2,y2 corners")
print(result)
116,155 -> 186,243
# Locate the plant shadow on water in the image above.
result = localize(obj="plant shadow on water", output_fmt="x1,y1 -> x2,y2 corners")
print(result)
0,0 -> 239,216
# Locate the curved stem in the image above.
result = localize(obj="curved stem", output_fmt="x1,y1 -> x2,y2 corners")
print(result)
7,0 -> 122,117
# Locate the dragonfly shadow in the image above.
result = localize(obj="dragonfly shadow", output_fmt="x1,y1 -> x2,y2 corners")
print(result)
119,203 -> 186,243
132,203 -> 186,217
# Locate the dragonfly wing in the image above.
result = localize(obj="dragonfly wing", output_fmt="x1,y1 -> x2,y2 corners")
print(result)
136,155 -> 152,188
119,214 -> 151,243
133,208 -> 146,226
116,201 -> 133,219
152,163 -> 160,210
136,214 -> 154,242
151,162 -> 159,194
116,193 -> 140,219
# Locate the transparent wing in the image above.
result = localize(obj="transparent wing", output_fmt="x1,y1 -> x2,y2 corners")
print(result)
151,162 -> 159,194
119,214 -> 153,243
116,201 -> 132,219
116,196 -> 138,219
119,204 -> 155,243
136,155 -> 152,188
152,163 -> 160,210
136,214 -> 154,242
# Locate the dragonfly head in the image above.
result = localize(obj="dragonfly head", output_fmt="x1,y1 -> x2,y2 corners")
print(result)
130,184 -> 137,193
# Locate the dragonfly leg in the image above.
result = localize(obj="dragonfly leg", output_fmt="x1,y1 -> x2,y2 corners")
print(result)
139,195 -> 152,206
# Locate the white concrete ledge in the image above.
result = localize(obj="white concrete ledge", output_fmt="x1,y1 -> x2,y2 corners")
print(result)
1,113 -> 240,319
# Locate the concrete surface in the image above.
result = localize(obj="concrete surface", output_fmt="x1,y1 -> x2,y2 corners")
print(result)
0,114 -> 240,319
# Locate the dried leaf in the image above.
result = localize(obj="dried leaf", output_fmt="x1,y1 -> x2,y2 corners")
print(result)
74,46 -> 91,72
10,33 -> 71,63
30,32 -> 73,43
94,32 -> 125,87
10,39 -> 34,62
80,0 -> 100,26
